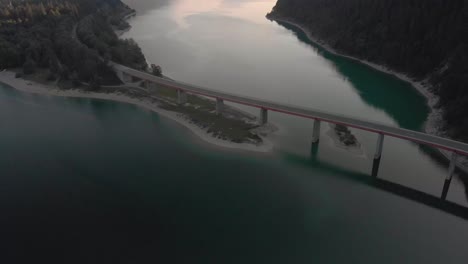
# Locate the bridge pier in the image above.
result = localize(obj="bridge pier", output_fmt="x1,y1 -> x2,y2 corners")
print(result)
441,152 -> 458,200
310,142 -> 319,159
143,80 -> 150,89
177,90 -> 187,105
216,98 -> 224,115
259,108 -> 268,125
371,133 -> 385,178
311,120 -> 321,144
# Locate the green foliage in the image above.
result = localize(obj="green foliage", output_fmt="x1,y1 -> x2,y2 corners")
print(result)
0,0 -> 79,24
77,15 -> 147,71
0,0 -> 143,86
151,64 -> 162,76
0,37 -> 19,68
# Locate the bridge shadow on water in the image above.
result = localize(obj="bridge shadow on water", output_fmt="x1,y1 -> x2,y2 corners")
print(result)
273,20 -> 468,216
284,143 -> 468,220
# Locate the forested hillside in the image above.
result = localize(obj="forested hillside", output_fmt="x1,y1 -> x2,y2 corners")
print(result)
0,0 -> 147,88
268,0 -> 468,141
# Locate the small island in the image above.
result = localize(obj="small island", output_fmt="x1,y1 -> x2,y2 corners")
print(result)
334,124 -> 358,147
327,124 -> 362,154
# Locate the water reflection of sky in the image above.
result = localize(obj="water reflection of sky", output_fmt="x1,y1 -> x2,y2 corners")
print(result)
121,0 -> 408,126
170,0 -> 275,27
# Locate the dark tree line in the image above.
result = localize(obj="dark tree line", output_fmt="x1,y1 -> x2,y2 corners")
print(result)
269,0 -> 468,141
0,0 -> 147,88
77,14 -> 147,71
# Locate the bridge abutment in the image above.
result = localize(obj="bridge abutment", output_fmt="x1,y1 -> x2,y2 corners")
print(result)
441,152 -> 458,200
259,108 -> 268,125
311,120 -> 321,143
372,133 -> 385,178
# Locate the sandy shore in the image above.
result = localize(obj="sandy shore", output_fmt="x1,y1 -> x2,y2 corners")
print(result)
270,16 -> 468,171
0,70 -> 274,153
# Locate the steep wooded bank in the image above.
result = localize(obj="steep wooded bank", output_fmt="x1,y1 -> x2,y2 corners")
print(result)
268,0 -> 468,142
0,0 -> 147,88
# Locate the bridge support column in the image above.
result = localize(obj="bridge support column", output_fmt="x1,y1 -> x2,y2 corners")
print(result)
177,90 -> 187,105
311,120 -> 321,144
216,98 -> 224,115
143,80 -> 150,89
259,108 -> 268,125
310,142 -> 319,160
441,152 -> 457,200
371,133 -> 385,178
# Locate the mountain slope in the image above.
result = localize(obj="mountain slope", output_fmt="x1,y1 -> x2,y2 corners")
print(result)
268,0 -> 468,141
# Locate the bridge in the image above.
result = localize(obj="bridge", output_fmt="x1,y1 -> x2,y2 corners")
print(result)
113,63 -> 468,201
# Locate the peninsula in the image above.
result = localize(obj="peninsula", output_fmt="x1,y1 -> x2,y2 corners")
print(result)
0,0 -> 274,152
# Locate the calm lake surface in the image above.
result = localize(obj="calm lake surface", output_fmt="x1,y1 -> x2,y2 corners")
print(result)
1,0 -> 468,263
2,84 -> 468,263
122,0 -> 467,201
